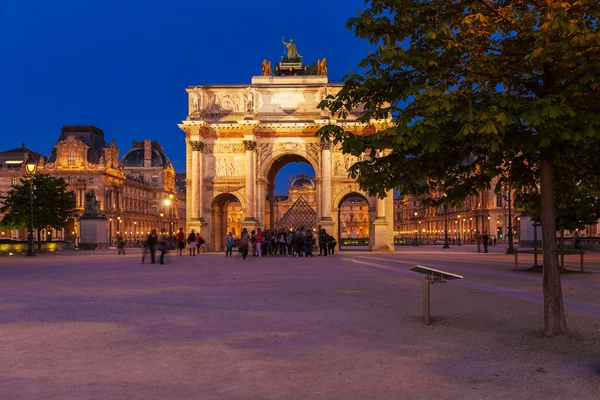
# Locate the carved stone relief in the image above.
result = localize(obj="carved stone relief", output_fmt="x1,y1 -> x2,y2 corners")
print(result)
214,157 -> 244,177
333,153 -> 364,176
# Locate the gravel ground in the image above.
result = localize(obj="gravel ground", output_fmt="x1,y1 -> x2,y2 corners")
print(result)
0,247 -> 599,399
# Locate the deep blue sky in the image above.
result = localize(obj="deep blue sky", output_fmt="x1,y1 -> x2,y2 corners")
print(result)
0,0 -> 368,194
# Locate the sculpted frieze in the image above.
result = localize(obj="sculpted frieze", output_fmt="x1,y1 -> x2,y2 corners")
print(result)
206,143 -> 245,154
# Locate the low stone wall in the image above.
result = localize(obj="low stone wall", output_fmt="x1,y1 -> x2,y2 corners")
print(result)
0,241 -> 63,254
519,238 -> 600,251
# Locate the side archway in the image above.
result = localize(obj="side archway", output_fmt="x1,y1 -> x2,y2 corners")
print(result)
332,190 -> 375,250
210,193 -> 245,252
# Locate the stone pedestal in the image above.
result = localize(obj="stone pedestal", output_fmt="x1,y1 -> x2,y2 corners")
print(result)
371,219 -> 393,252
79,216 -> 108,250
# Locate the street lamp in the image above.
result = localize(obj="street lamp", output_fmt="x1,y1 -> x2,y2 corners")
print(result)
25,157 -> 37,257
457,214 -> 462,246
503,188 -> 515,254
109,218 -> 112,246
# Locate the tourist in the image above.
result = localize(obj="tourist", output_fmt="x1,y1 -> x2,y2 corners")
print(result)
176,228 -> 185,256
195,233 -> 205,254
305,230 -> 315,257
157,234 -> 168,265
225,232 -> 234,257
327,234 -> 337,256
278,229 -> 287,256
141,238 -> 149,264
318,226 -> 327,256
493,237 -> 497,246
475,230 -> 482,253
250,230 -> 257,256
146,229 -> 158,264
294,227 -> 305,257
256,228 -> 263,257
117,235 -> 126,255
239,228 -> 249,260
187,230 -> 197,256
287,229 -> 294,256
482,231 -> 489,253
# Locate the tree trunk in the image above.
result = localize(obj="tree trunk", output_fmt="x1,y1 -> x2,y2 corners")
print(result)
539,153 -> 567,336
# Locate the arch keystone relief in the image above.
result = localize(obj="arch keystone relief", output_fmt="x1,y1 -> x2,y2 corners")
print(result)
180,74 -> 395,252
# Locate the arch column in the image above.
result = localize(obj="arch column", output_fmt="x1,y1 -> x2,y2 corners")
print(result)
190,141 -> 204,222
242,138 -> 258,231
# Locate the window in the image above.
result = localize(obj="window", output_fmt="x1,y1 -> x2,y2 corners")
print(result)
152,174 -> 158,183
89,176 -> 94,184
153,192 -> 157,199
11,177 -> 17,186
67,175 -> 71,183
68,152 -> 76,166
496,193 -> 503,207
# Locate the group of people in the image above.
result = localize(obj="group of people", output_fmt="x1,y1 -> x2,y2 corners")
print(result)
475,231 -> 497,253
226,226 -> 337,260
177,229 -> 205,256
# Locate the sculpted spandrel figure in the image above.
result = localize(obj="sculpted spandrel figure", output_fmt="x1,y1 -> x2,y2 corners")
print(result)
282,37 -> 299,60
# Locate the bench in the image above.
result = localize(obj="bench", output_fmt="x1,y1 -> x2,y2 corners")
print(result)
514,248 -> 585,272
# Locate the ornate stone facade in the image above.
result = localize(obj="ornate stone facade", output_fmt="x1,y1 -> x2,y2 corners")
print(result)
180,75 -> 395,251
0,127 -> 185,246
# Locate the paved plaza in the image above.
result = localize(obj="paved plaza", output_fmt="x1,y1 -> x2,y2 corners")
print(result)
1,246 -> 599,399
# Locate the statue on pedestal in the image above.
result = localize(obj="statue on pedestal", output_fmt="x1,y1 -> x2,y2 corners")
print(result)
84,190 -> 102,216
282,37 -> 300,60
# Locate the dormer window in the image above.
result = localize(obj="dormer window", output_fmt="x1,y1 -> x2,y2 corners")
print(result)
68,152 -> 76,166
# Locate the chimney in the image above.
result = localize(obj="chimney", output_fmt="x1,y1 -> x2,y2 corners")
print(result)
144,139 -> 151,167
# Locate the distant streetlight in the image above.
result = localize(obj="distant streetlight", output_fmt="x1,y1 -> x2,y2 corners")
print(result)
25,157 -> 37,257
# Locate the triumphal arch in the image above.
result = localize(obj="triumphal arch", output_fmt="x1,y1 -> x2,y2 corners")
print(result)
179,50 -> 395,252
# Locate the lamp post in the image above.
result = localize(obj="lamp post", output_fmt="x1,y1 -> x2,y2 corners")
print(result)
503,188 -> 515,254
165,188 -> 175,246
443,203 -> 450,248
456,214 -> 460,246
160,211 -> 164,234
108,218 -> 112,246
25,157 -> 37,257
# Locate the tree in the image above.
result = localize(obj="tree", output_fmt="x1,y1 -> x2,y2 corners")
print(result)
0,174 -> 76,248
319,1 -> 600,336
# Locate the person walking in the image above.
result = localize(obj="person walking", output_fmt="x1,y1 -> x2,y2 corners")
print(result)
239,228 -> 250,260
256,228 -> 263,257
157,234 -> 168,265
146,229 -> 158,264
482,230 -> 489,253
141,238 -> 150,264
117,235 -> 126,255
195,233 -> 205,254
225,232 -> 234,257
187,230 -> 197,256
176,228 -> 185,256
475,230 -> 482,253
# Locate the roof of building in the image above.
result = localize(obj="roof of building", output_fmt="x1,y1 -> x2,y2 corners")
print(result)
121,140 -> 172,168
0,143 -> 45,167
47,126 -> 108,164
290,174 -> 315,190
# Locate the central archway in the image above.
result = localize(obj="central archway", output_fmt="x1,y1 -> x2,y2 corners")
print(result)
258,152 -> 320,230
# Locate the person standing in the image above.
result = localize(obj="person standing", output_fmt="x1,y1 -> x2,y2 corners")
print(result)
482,230 -> 489,253
256,228 -> 263,257
146,229 -> 158,264
475,230 -> 482,253
318,226 -> 327,256
176,228 -> 185,256
287,229 -> 294,257
187,230 -> 197,256
493,237 -> 497,246
239,228 -> 250,260
225,232 -> 234,257
250,230 -> 257,256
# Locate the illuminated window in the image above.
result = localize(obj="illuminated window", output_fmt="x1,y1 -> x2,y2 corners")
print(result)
68,152 -> 76,166
11,177 -> 17,186
496,193 -> 503,207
